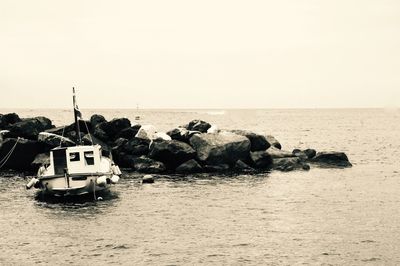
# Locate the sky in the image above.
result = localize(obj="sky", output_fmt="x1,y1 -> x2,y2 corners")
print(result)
1,0 -> 399,109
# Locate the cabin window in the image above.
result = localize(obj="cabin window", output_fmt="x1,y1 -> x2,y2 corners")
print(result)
69,152 -> 80,162
84,151 -> 95,165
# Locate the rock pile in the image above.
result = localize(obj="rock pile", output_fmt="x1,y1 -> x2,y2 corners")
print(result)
0,113 -> 352,173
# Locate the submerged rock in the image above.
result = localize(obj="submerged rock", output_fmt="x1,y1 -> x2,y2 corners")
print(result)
250,151 -> 273,169
190,132 -> 251,165
311,152 -> 352,167
292,148 -> 317,160
149,140 -> 196,169
175,159 -> 203,174
273,157 -> 310,171
142,174 -> 155,184
132,156 -> 166,173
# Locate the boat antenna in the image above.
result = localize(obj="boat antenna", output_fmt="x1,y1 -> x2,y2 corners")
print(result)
72,87 -> 82,145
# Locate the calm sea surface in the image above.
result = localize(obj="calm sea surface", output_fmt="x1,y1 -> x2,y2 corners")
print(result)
0,108 -> 399,265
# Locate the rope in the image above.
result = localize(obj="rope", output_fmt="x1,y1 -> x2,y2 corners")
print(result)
0,137 -> 20,169
82,119 -> 93,145
59,125 -> 66,147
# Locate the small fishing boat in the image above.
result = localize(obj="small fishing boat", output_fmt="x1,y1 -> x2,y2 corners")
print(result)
26,88 -> 121,197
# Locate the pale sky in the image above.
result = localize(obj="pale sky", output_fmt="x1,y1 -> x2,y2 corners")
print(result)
1,0 -> 399,109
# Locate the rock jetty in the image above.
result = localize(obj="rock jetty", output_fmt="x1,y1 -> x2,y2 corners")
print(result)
0,113 -> 352,174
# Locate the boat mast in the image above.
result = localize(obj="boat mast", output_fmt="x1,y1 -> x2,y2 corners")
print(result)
72,87 -> 82,145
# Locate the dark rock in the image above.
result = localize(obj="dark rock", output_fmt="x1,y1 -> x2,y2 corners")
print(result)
0,113 -> 21,127
166,127 -> 187,142
93,126 -> 109,142
311,152 -> 352,167
265,135 -> 282,149
273,157 -> 310,171
231,130 -> 269,151
250,151 -> 273,169
34,116 -> 54,131
175,159 -> 203,174
189,132 -> 251,165
132,156 -> 166,173
6,117 -> 54,140
0,138 -> 44,170
266,147 -> 295,159
31,153 -> 50,169
64,131 -> 85,143
185,120 -> 211,133
304,149 -> 317,159
115,125 -> 141,140
123,137 -> 150,156
82,134 -> 111,156
90,114 -> 106,128
38,132 -> 75,150
204,164 -> 230,172
142,174 -> 155,183
234,160 -> 255,171
97,118 -> 131,139
149,140 -> 196,169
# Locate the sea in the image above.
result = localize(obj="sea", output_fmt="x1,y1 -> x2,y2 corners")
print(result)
0,108 -> 399,265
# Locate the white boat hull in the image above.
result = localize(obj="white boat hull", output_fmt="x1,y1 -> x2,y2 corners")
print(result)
38,174 -> 111,197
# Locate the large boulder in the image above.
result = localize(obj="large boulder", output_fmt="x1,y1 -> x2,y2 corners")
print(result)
266,146 -> 295,159
273,157 -> 310,171
31,153 -> 50,169
149,140 -> 196,169
122,137 -> 150,156
6,117 -> 54,140
38,132 -> 75,150
166,127 -> 200,143
311,152 -> 352,167
175,159 -> 203,174
0,113 -> 21,128
95,118 -> 131,140
231,130 -> 269,151
135,125 -> 157,140
0,138 -> 43,170
184,120 -> 211,133
132,156 -> 166,173
115,124 -> 141,140
90,114 -> 106,128
265,135 -> 282,149
250,151 -> 273,169
82,134 -> 111,156
189,132 -> 251,165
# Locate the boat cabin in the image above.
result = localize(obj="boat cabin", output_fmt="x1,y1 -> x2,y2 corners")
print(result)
48,145 -> 104,176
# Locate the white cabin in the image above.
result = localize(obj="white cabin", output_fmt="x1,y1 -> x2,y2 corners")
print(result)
46,145 -> 111,176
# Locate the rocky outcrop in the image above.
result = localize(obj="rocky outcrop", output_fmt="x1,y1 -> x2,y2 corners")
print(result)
149,140 -> 196,169
0,138 -> 44,170
95,118 -> 131,140
190,132 -> 251,165
175,159 -> 203,173
90,114 -> 106,128
231,130 -> 269,151
234,160 -> 255,171
311,152 -> 352,167
292,148 -> 317,160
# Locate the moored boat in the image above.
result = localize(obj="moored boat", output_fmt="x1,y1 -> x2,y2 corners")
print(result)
26,88 -> 121,197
